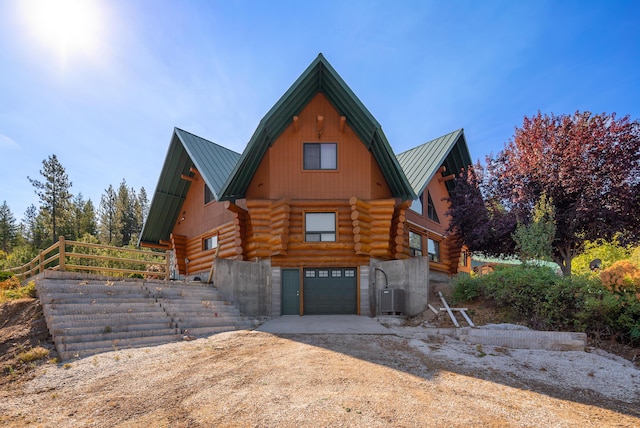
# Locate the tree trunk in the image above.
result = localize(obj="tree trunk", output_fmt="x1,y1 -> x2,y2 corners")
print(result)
554,245 -> 573,276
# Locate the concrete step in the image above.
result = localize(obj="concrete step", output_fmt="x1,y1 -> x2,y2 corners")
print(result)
44,302 -> 161,315
37,276 -> 249,360
182,326 -> 239,337
175,317 -> 247,328
158,302 -> 240,314
43,311 -> 170,328
150,290 -> 223,300
40,293 -> 155,305
55,328 -> 180,346
52,322 -> 178,337
39,284 -> 147,294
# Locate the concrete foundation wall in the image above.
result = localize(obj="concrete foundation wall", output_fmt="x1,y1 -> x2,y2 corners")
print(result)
359,265 -> 370,317
371,257 -> 429,317
213,258 -> 272,317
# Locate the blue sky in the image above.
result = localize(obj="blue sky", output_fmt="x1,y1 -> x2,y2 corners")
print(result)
1,0 -> 638,221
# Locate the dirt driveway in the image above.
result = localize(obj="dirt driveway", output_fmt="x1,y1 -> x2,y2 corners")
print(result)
1,324 -> 639,427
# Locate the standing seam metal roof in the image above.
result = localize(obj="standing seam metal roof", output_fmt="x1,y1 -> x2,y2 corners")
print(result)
396,128 -> 472,196
138,128 -> 240,245
218,53 -> 416,201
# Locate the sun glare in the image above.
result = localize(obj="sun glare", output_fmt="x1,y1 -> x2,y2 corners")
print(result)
22,0 -> 104,64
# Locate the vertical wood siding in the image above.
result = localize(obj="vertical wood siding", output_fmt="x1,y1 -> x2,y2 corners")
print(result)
245,93 -> 392,201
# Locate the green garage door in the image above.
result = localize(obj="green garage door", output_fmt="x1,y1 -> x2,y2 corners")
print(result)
303,268 -> 357,314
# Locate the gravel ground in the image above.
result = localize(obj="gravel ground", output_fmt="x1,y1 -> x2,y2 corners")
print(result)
1,321 -> 639,427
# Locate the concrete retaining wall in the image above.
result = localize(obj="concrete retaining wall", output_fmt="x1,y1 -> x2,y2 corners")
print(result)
371,257 -> 429,317
425,327 -> 587,351
213,258 -> 271,317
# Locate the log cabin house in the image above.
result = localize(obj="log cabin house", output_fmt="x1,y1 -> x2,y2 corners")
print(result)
139,54 -> 472,316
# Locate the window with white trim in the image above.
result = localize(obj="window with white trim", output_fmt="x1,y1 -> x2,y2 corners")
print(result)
303,143 -> 337,170
305,212 -> 336,242
203,235 -> 218,251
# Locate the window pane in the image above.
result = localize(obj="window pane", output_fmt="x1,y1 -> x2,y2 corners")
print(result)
427,192 -> 440,223
409,231 -> 422,257
306,213 -> 335,232
204,184 -> 214,204
304,144 -> 320,169
320,143 -> 336,169
203,235 -> 218,250
410,197 -> 423,215
320,233 -> 336,242
305,233 -> 321,242
428,239 -> 440,262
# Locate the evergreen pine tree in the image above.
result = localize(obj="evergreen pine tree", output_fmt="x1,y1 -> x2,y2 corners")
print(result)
28,154 -> 73,244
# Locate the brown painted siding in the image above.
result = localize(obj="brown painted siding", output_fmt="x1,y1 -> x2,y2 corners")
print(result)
245,93 -> 393,201
172,171 -> 235,239
170,171 -> 238,275
405,174 -> 465,275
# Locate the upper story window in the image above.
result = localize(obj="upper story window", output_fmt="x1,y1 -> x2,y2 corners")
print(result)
305,212 -> 336,242
410,194 -> 423,215
204,184 -> 214,204
409,231 -> 423,257
304,143 -> 337,170
427,192 -> 440,223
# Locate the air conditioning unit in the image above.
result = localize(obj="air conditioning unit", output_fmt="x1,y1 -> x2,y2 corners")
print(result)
378,288 -> 405,315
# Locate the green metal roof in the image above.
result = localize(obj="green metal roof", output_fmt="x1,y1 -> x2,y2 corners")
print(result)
219,53 -> 416,201
138,128 -> 240,245
396,128 -> 472,196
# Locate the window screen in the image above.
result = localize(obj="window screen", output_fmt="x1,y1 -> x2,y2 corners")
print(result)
304,143 -> 337,170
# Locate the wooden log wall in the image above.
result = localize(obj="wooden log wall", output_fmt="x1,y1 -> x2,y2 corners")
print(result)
349,197 -> 396,259
266,199 -> 369,268
391,201 -> 411,259
244,199 -> 291,259
170,233 -> 187,274
175,203 -> 249,275
445,234 -> 464,275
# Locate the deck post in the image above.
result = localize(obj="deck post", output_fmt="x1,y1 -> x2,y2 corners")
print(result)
59,236 -> 66,272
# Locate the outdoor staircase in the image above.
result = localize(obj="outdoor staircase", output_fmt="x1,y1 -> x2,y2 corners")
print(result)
37,277 -> 250,360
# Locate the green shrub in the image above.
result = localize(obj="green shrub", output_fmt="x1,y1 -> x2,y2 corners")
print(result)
451,275 -> 481,303
0,270 -> 14,281
450,264 -> 640,346
0,281 -> 36,302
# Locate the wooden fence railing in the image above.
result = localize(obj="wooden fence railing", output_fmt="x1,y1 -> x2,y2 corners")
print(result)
8,237 -> 171,281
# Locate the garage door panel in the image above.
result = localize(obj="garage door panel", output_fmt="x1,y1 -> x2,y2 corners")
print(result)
303,268 -> 357,315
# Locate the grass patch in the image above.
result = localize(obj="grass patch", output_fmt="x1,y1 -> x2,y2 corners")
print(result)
17,346 -> 50,363
0,279 -> 37,303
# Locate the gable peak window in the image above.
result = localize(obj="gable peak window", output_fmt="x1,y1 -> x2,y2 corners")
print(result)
304,142 -> 337,170
410,193 -> 424,215
204,184 -> 214,204
427,192 -> 440,223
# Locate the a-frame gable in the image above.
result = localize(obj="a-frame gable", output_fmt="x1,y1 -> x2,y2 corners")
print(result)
219,53 -> 415,201
139,128 -> 240,246
397,128 -> 472,197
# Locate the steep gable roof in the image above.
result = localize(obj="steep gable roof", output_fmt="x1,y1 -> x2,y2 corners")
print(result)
219,53 -> 415,201
396,128 -> 472,196
139,128 -> 240,245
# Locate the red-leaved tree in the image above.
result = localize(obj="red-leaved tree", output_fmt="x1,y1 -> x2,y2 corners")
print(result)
448,111 -> 640,275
